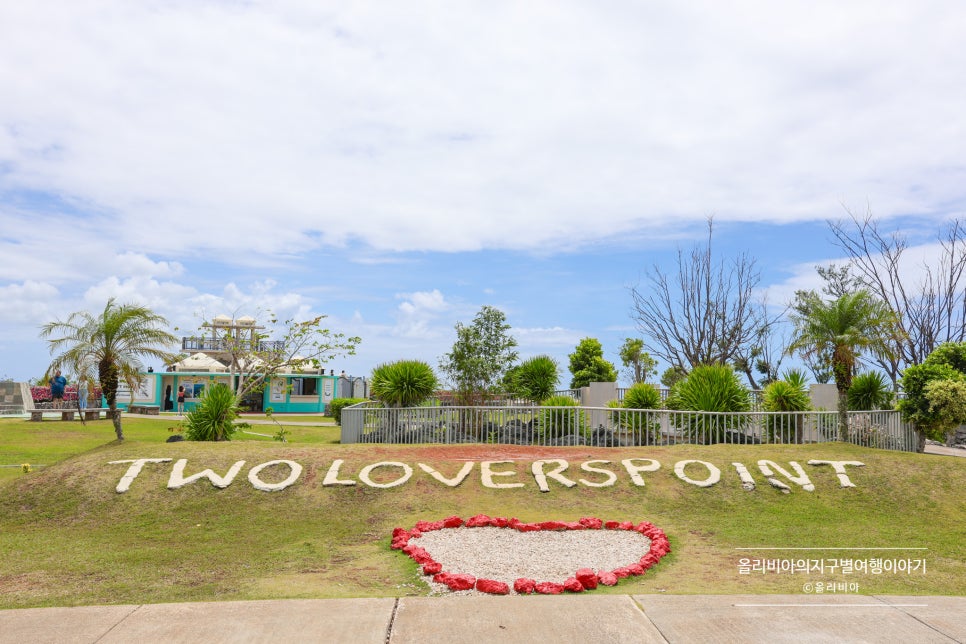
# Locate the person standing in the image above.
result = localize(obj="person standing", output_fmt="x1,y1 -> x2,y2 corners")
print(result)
50,370 -> 67,409
177,385 -> 186,415
78,376 -> 89,411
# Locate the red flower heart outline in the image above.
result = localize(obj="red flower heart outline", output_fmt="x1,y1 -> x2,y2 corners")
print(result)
391,514 -> 671,595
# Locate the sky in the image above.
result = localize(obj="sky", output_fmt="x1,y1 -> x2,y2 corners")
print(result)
1,1 -> 965,386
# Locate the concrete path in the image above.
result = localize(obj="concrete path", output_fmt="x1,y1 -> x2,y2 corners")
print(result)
1,595 -> 963,643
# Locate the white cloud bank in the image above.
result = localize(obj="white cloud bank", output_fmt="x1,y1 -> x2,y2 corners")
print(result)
1,0 -> 965,271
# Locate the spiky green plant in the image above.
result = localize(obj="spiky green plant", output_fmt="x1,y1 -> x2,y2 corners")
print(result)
509,355 -> 560,403
612,382 -> 663,444
370,360 -> 438,408
622,382 -> 662,409
762,378 -> 811,443
667,365 -> 751,443
184,383 -> 240,441
537,394 -> 589,444
847,372 -> 894,410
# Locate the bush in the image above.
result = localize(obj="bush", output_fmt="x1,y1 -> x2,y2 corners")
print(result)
370,360 -> 438,408
537,395 -> 589,444
622,382 -> 662,409
184,383 -> 239,441
507,355 -> 559,403
667,365 -> 751,444
608,383 -> 663,445
924,341 -> 966,372
329,398 -> 367,425
847,372 -> 894,410
898,362 -> 964,444
762,377 -> 810,443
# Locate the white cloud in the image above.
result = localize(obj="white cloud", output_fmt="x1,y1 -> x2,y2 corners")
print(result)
0,280 -> 60,324
393,289 -> 452,339
112,252 -> 184,279
0,1 -> 963,262
516,326 -> 583,349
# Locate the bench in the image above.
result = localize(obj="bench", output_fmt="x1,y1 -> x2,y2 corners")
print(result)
128,404 -> 161,415
28,408 -> 117,421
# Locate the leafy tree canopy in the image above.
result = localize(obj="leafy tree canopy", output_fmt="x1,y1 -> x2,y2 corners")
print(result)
439,305 -> 518,404
568,337 -> 618,388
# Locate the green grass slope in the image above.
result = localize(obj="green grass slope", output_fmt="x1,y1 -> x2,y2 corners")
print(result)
0,417 -> 963,608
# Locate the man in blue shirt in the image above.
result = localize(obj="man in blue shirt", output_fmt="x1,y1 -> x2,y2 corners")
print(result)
50,370 -> 67,409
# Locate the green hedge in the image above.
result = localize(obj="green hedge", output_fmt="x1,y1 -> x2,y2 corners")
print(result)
329,397 -> 367,425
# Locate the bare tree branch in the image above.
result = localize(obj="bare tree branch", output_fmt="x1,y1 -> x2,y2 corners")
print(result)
630,218 -> 774,382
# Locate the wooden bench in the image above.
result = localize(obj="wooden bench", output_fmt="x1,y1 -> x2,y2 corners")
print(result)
128,404 -> 161,415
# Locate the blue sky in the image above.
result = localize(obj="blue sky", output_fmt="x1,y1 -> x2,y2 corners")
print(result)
1,1 -> 965,386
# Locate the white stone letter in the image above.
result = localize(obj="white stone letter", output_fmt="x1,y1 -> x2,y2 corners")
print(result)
731,462 -> 756,491
481,460 -> 524,489
322,459 -> 356,486
674,460 -> 721,488
248,459 -> 303,492
167,459 -> 245,489
579,460 -> 618,488
418,462 -> 475,487
532,459 -> 576,493
757,460 -> 814,493
807,460 -> 865,488
621,458 -> 661,486
109,458 -> 172,493
358,461 -> 413,489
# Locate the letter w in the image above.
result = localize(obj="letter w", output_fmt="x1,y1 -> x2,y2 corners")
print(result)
168,459 -> 246,489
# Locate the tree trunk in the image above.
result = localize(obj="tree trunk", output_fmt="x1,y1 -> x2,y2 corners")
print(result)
99,358 -> 123,440
837,389 -> 848,442
111,407 -> 123,440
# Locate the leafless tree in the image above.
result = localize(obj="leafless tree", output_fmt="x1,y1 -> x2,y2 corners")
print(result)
828,208 -> 966,381
630,218 -> 775,384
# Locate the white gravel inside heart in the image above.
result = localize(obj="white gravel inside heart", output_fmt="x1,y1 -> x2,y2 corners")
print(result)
415,526 -> 652,594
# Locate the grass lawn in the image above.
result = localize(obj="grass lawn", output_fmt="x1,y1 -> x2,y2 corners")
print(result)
0,416 -> 964,608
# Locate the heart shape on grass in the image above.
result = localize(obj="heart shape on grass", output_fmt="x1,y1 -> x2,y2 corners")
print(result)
391,515 -> 670,595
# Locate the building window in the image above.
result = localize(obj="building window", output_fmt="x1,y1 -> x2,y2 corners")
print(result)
291,378 -> 318,396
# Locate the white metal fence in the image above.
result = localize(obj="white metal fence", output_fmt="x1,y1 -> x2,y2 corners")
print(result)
341,403 -> 918,452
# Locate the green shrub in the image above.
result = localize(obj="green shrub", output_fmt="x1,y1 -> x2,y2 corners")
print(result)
622,382 -> 662,409
609,383 -> 662,444
329,398 -> 367,425
537,395 -> 589,444
184,383 -> 240,441
762,377 -> 811,443
924,341 -> 966,372
898,362 -> 963,446
508,355 -> 559,403
667,365 -> 751,443
847,372 -> 894,410
370,360 -> 438,408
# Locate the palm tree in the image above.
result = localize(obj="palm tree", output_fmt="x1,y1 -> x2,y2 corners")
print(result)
786,290 -> 895,440
40,299 -> 178,440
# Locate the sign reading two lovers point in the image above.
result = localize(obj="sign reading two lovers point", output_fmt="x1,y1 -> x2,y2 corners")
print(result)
108,456 -> 865,495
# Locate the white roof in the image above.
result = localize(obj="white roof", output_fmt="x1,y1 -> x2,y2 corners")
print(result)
176,352 -> 227,372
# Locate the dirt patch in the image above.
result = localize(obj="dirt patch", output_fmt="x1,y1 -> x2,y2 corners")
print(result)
355,445 -> 624,462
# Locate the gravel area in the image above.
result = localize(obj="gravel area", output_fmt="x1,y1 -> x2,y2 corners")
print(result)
415,526 -> 652,595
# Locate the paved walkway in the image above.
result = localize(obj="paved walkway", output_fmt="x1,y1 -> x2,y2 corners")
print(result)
1,595 -> 963,643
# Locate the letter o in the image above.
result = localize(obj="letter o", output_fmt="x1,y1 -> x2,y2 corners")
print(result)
359,461 -> 413,488
248,460 -> 303,492
673,459 -> 721,488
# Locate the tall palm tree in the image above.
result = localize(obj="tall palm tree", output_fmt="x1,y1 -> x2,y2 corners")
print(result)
40,299 -> 178,440
786,290 -> 896,440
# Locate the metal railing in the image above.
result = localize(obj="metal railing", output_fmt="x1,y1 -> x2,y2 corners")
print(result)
182,337 -> 286,353
341,403 -> 918,452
